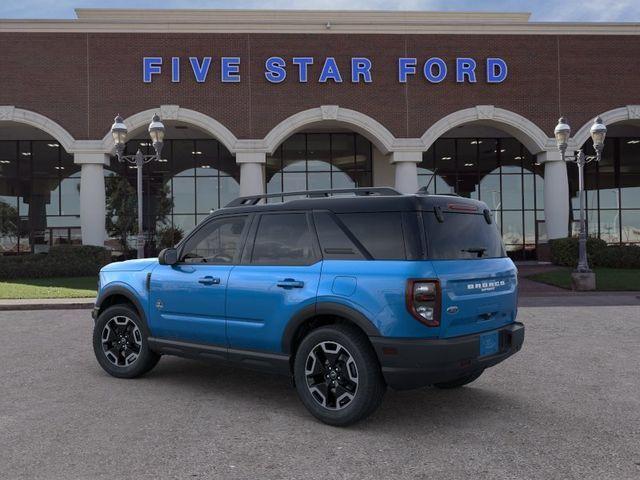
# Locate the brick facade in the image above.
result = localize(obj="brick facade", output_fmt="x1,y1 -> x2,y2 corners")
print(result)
1,32 -> 638,141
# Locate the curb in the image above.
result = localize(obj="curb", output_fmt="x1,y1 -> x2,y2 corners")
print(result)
0,300 -> 94,311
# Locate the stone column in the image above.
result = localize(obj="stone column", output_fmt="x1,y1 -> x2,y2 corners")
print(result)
75,152 -> 110,246
539,151 -> 569,240
237,151 -> 266,197
391,151 -> 421,194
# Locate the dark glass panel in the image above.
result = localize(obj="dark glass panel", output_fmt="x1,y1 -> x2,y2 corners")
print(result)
219,146 -> 239,179
18,141 -> 32,177
499,138 -> 522,172
455,174 -> 479,199
251,213 -> 316,265
282,134 -> 306,172
434,138 -> 456,175
32,141 -> 59,177
355,134 -> 372,172
338,212 -> 406,260
331,134 -> 355,172
0,141 -> 18,177
172,140 -> 195,176
456,138 -> 477,171
419,146 -> 435,172
195,139 -> 218,174
477,138 -> 498,175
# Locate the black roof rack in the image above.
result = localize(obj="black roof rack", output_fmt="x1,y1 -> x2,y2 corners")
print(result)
225,187 -> 401,207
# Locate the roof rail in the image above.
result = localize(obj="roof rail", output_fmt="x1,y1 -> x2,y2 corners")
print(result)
225,187 -> 401,207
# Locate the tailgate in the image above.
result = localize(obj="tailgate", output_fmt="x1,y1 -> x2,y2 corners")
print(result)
431,258 -> 518,338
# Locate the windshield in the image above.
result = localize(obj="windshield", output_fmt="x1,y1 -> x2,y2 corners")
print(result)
423,211 -> 506,260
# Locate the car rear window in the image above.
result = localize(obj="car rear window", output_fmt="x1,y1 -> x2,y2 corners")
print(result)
423,211 -> 505,260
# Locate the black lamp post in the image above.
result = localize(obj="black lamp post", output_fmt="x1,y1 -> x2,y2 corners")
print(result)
110,114 -> 166,259
554,116 -> 607,287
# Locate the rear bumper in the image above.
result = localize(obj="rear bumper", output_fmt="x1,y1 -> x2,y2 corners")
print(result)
370,322 -> 524,390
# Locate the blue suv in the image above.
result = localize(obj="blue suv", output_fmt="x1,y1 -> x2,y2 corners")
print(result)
92,188 -> 524,426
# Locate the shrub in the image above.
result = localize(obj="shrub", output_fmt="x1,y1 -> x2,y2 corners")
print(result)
0,245 -> 112,280
593,245 -> 640,269
550,237 -> 640,269
549,237 -> 607,267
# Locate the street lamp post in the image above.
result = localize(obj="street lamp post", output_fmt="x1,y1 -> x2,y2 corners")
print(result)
110,114 -> 166,259
554,116 -> 607,289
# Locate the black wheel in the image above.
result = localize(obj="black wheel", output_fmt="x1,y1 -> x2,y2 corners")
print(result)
433,369 -> 484,389
293,324 -> 386,427
93,304 -> 160,378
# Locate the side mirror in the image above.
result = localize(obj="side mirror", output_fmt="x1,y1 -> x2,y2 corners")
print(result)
158,248 -> 178,266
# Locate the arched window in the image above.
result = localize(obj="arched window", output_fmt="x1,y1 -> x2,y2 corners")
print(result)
420,137 -> 544,259
266,133 -> 373,200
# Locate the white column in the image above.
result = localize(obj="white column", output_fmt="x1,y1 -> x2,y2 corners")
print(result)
539,151 -> 569,240
75,152 -> 109,246
237,151 -> 266,197
391,151 -> 421,194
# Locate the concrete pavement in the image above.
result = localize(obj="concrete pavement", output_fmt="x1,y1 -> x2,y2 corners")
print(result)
0,306 -> 638,479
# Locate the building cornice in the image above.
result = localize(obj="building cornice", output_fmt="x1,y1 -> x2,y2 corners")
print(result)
0,9 -> 639,35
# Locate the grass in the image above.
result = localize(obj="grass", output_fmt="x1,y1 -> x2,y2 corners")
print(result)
528,268 -> 640,291
0,276 -> 97,299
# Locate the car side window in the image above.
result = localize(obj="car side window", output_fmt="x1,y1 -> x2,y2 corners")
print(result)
251,213 -> 317,265
181,216 -> 247,264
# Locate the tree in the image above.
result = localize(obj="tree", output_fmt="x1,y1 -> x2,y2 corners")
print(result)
105,176 -> 173,254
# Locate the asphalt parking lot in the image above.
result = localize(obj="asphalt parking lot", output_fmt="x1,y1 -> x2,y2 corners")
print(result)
0,306 -> 638,480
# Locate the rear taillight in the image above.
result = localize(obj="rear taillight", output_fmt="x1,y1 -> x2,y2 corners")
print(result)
406,280 -> 440,327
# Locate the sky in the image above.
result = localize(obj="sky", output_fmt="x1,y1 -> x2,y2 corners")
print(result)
0,0 -> 639,22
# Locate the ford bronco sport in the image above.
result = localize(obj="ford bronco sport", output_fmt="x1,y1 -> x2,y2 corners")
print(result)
92,187 -> 524,426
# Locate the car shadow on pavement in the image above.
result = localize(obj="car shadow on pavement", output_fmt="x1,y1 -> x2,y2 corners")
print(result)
136,355 -> 521,429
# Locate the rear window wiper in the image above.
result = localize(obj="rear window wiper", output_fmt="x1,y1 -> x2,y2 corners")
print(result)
461,247 -> 487,258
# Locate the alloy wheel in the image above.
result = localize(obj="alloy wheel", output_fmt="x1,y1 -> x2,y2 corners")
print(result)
304,341 -> 359,410
101,316 -> 143,367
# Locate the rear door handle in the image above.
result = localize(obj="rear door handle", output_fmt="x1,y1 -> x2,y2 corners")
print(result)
277,278 -> 305,289
198,276 -> 221,286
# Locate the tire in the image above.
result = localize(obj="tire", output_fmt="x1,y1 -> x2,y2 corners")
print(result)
293,324 -> 386,427
433,369 -> 484,389
93,304 -> 160,379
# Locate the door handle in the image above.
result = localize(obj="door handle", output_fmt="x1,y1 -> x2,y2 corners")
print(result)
198,276 -> 221,286
277,278 -> 305,289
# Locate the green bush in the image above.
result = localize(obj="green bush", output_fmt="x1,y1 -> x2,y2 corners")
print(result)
0,245 -> 112,280
550,237 -> 640,269
593,245 -> 640,269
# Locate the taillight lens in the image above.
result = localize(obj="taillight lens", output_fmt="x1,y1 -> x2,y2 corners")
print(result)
406,280 -> 440,327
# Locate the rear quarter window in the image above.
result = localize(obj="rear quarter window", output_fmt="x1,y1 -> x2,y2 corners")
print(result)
423,211 -> 505,260
337,212 -> 406,260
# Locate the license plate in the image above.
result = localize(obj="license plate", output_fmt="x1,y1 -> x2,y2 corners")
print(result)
479,331 -> 499,357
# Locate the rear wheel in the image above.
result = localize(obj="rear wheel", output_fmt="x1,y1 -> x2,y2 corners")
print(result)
433,369 -> 484,389
93,304 -> 160,378
293,324 -> 385,426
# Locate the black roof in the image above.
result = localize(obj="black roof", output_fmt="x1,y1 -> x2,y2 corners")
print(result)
215,188 -> 489,216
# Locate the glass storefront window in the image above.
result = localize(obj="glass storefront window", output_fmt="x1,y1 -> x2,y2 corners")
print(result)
106,138 -> 239,254
266,133 -> 372,200
0,140 -> 81,254
421,137 -> 543,259
570,136 -> 640,245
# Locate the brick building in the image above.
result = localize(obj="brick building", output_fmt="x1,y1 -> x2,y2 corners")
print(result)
1,9 -> 639,257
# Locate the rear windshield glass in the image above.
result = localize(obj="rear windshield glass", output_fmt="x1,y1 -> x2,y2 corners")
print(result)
423,212 -> 505,260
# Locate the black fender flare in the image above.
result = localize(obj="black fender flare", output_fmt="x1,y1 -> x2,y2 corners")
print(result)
282,302 -> 381,354
95,284 -> 150,334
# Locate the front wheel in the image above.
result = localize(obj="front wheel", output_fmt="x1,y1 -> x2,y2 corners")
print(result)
93,304 -> 160,378
293,324 -> 386,427
433,369 -> 484,389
